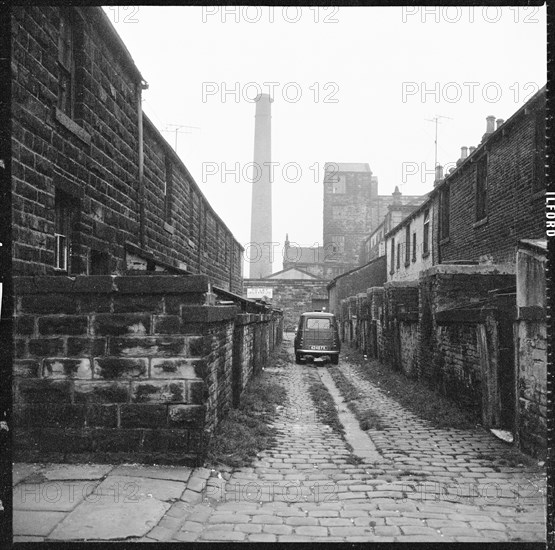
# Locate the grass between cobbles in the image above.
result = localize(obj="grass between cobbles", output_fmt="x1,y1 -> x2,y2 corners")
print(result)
305,370 -> 364,465
306,376 -> 345,437
205,368 -> 287,469
327,366 -> 385,431
338,347 -> 479,430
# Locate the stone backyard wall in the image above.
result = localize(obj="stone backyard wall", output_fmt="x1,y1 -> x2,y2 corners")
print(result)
515,244 -> 547,459
13,274 -> 282,464
243,278 -> 327,331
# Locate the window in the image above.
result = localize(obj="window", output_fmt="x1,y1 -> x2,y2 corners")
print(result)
390,238 -> 395,274
54,190 -> 77,272
332,175 -> 346,194
306,318 -> 330,330
439,185 -> 450,240
476,155 -> 488,221
397,242 -> 401,270
533,110 -> 546,191
405,225 -> 411,266
58,10 -> 75,117
164,156 -> 173,222
412,232 -> 417,262
423,209 -> 430,256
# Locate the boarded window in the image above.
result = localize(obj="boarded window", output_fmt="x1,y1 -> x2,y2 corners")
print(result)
412,232 -> 417,262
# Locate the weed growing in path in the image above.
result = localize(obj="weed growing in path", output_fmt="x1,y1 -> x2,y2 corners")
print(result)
205,371 -> 286,469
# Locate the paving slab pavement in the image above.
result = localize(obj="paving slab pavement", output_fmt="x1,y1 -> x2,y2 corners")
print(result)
12,462 -> 199,542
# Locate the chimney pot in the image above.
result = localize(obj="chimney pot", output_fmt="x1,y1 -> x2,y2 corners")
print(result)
496,118 -> 504,130
469,146 -> 476,154
435,164 -> 444,181
486,115 -> 496,135
461,146 -> 468,160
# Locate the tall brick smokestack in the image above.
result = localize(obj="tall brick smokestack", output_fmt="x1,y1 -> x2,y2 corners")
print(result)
249,93 -> 273,278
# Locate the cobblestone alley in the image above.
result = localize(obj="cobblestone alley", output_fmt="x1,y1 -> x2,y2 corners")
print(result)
14,335 -> 546,543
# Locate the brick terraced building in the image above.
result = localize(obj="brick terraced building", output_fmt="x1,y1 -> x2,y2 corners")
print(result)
11,6 -> 243,293
329,86 -> 548,458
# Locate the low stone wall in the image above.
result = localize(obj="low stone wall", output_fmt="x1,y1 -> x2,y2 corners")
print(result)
13,275 -> 283,464
333,258 -> 546,458
515,243 -> 547,459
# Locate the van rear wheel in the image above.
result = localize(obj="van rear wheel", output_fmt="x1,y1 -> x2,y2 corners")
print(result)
331,355 -> 339,365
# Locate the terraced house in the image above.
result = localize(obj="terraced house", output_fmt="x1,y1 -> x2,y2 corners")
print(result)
12,6 -> 243,291
330,86 -> 548,459
11,6 -> 283,464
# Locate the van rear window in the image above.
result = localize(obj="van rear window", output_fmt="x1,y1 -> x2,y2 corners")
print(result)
305,318 -> 331,329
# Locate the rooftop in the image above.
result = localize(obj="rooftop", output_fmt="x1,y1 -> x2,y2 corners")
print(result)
324,163 -> 372,173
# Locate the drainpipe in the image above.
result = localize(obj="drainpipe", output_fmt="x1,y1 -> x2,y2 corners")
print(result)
137,80 -> 148,249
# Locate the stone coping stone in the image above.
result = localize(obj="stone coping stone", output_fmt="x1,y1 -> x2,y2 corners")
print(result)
181,305 -> 238,323
14,275 -> 209,295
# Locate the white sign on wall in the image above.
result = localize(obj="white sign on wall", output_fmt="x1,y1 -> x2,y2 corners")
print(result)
247,287 -> 273,299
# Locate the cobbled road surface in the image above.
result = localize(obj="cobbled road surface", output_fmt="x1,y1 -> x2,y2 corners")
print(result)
158,334 -> 546,543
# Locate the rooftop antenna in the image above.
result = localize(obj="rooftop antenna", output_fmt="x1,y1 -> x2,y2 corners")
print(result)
163,124 -> 200,154
425,115 -> 453,168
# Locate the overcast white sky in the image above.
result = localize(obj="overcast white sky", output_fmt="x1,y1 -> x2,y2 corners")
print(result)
103,5 -> 546,271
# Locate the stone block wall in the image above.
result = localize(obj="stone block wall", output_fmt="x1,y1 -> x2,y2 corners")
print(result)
515,243 -> 547,459
243,278 -> 327,331
382,283 -> 419,372
11,6 -> 243,293
328,255 -> 387,317
433,323 -> 482,412
13,275 -> 282,464
418,268 -> 515,413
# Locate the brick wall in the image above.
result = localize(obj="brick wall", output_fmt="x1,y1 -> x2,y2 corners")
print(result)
11,6 -> 242,293
437,89 -> 545,265
328,255 -> 387,318
13,275 -> 282,464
